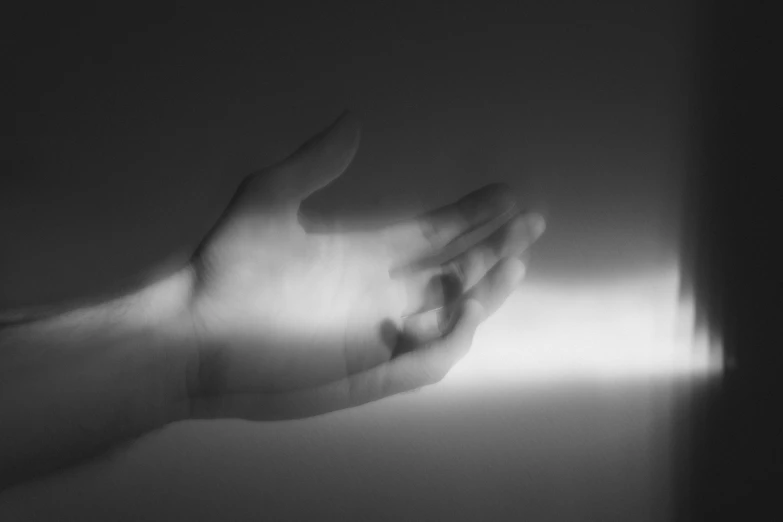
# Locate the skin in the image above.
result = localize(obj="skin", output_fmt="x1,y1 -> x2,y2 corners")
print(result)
0,110 -> 545,491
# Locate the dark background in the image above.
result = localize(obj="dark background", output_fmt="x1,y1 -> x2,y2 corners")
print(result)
676,0 -> 782,520
3,1 -> 688,310
2,1 -> 780,520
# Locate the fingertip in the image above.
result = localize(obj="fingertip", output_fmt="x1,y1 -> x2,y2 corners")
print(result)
505,256 -> 527,284
335,108 -> 362,134
328,108 -> 352,131
527,212 -> 546,239
332,110 -> 362,156
461,297 -> 485,325
439,298 -> 483,338
299,109 -> 361,153
480,183 -> 518,216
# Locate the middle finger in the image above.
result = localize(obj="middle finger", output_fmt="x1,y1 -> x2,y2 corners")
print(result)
396,210 -> 545,316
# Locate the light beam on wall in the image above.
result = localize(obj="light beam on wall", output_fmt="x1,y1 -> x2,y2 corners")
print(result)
443,260 -> 723,387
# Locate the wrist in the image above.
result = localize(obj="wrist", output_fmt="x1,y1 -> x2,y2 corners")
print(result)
0,264 -> 200,488
0,255 -> 196,329
108,264 -> 199,424
118,263 -> 198,336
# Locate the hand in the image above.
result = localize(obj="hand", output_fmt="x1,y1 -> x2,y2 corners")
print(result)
179,111 -> 546,420
0,111 -> 545,488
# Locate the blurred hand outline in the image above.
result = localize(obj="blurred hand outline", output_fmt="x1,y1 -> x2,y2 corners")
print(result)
181,110 -> 546,420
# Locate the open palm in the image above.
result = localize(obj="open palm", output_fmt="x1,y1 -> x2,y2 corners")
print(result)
181,111 -> 545,421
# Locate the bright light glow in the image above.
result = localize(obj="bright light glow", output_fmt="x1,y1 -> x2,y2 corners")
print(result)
445,261 -> 723,387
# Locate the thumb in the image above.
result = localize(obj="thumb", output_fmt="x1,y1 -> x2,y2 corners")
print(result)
245,110 -> 362,211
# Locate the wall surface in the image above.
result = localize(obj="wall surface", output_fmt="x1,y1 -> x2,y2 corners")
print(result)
0,379 -> 677,521
2,2 -> 700,520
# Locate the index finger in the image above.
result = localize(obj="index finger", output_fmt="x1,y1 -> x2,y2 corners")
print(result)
380,183 -> 518,267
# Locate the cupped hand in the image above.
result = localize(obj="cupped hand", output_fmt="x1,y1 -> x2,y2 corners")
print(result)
179,111 -> 545,420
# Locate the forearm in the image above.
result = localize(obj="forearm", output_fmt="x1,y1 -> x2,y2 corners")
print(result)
0,269 -> 196,491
